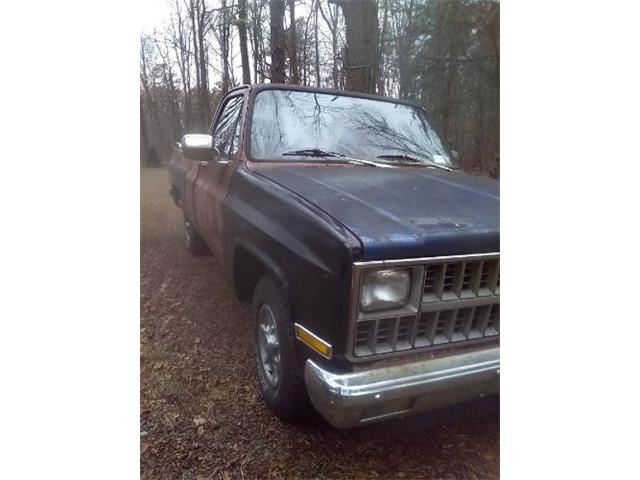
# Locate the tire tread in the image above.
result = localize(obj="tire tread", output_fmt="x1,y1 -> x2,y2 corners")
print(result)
253,275 -> 307,420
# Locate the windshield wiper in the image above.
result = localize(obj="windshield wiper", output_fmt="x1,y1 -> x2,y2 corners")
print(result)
281,148 -> 391,168
340,157 -> 392,168
282,148 -> 345,158
376,154 -> 452,172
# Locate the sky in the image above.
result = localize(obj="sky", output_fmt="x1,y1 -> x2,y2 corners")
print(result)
141,0 -> 172,35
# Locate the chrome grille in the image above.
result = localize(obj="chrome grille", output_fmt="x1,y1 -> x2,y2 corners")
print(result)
354,316 -> 418,356
351,253 -> 499,359
353,304 -> 499,356
423,264 -> 440,294
461,262 -> 474,290
424,256 -> 499,301
395,316 -> 413,348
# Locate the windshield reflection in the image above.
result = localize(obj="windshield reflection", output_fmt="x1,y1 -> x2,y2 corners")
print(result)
249,90 -> 453,167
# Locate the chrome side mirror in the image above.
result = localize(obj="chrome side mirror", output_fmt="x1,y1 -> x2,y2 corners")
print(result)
181,134 -> 214,161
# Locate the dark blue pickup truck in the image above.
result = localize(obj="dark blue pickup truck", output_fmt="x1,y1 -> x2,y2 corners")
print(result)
168,84 -> 499,428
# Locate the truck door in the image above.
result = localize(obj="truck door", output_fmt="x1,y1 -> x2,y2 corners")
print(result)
193,93 -> 245,261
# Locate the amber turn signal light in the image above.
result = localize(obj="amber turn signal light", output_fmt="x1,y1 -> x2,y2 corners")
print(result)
295,324 -> 333,359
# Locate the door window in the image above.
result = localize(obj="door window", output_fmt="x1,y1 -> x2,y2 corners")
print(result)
211,95 -> 244,161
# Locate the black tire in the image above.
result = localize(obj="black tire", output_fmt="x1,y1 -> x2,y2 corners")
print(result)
183,215 -> 209,255
253,274 -> 307,420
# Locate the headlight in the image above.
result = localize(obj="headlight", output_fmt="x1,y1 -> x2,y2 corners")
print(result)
360,268 -> 411,312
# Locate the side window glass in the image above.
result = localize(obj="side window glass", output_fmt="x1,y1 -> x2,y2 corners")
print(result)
212,96 -> 244,161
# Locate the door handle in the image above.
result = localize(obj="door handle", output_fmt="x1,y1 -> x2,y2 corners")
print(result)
199,161 -> 209,167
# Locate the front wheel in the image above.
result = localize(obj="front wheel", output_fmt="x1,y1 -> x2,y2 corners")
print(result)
253,275 -> 307,420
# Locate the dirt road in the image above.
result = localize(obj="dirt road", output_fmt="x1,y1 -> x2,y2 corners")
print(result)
140,167 -> 499,479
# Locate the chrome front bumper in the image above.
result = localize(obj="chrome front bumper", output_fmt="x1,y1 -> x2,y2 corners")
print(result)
304,347 -> 500,428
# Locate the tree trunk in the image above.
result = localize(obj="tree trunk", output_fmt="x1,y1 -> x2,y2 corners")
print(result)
314,0 -> 320,86
332,0 -> 378,93
189,0 -> 202,128
220,0 -> 231,93
288,0 -> 299,83
397,0 -> 415,99
269,0 -> 286,83
198,29 -> 210,127
377,0 -> 389,95
302,13 -> 309,85
319,0 -> 339,89
188,0 -> 210,130
237,0 -> 251,84
250,0 -> 262,82
171,1 -> 192,131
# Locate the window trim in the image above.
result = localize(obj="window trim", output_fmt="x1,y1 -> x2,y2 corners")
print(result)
208,93 -> 246,160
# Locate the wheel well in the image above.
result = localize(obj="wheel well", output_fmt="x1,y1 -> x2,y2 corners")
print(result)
233,246 -> 269,303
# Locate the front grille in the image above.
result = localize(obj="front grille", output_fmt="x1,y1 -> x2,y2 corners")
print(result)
354,304 -> 499,356
352,254 -> 499,358
424,257 -> 499,301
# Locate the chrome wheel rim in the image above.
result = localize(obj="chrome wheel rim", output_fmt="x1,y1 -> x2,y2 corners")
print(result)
257,304 -> 281,387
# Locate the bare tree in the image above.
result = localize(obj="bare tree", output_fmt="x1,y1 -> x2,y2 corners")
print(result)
288,0 -> 300,83
395,0 -> 417,99
269,0 -> 287,82
153,34 -> 181,140
301,9 -> 314,84
313,0 -> 321,86
249,0 -> 269,82
236,0 -> 252,84
377,0 -> 390,95
140,34 -> 160,140
170,1 -> 193,130
187,0 -> 211,129
318,0 -> 340,89
213,0 -> 232,94
140,0 -> 500,177
330,0 -> 378,93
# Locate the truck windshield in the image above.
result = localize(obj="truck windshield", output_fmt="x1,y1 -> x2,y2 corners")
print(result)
249,89 -> 454,167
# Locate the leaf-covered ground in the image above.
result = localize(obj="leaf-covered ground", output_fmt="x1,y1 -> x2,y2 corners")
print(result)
140,167 -> 499,479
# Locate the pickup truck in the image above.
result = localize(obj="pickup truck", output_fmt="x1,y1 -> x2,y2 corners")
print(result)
168,84 -> 499,428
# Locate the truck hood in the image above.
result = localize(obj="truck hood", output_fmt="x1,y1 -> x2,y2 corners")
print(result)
255,166 -> 500,260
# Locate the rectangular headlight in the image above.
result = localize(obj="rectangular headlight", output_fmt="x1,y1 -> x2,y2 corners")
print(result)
360,268 -> 411,312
